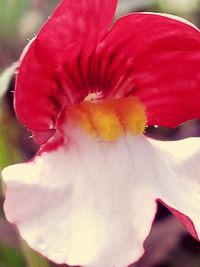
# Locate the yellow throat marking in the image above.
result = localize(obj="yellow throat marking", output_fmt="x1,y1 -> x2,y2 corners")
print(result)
70,97 -> 147,141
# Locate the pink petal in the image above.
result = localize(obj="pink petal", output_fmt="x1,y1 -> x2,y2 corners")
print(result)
102,13 -> 200,127
34,0 -> 117,67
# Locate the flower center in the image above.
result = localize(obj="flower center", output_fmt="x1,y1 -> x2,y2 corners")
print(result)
70,97 -> 147,141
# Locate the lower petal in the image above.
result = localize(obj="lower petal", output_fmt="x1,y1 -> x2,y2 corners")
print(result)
2,133 -> 157,267
148,137 -> 200,240
3,132 -> 200,266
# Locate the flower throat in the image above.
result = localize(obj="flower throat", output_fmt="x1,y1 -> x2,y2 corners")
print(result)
70,97 -> 147,141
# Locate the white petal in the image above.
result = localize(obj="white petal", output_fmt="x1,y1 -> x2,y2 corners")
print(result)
148,137 -> 200,239
3,134 -> 158,267
3,133 -> 200,267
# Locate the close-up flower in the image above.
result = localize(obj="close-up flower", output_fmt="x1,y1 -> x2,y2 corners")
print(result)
2,0 -> 200,267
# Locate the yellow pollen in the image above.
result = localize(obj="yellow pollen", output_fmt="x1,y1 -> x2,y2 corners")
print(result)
70,97 -> 147,141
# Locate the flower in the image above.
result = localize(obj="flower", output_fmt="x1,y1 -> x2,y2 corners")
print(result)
2,1 -> 200,266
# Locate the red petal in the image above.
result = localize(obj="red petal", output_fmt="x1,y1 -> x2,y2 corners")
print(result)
16,12 -> 200,136
15,41 -> 67,137
103,13 -> 200,59
134,50 -> 200,127
35,0 -> 117,67
102,13 -> 200,127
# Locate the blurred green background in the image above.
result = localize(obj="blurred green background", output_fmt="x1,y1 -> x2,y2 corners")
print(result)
1,1 -> 200,267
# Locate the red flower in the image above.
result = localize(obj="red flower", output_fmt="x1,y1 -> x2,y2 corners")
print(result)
2,1 -> 200,267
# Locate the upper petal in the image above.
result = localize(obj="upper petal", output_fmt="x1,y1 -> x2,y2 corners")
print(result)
103,13 -> 200,56
14,41 -> 67,141
102,13 -> 200,127
34,0 -> 117,67
15,12 -> 200,135
134,48 -> 200,128
14,0 -> 118,137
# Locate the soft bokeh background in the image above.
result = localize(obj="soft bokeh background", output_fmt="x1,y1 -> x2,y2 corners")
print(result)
1,1 -> 200,266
